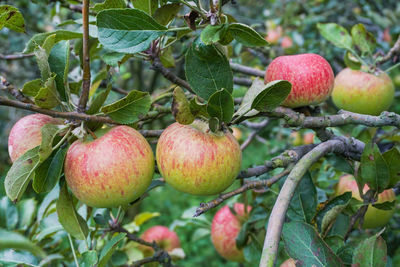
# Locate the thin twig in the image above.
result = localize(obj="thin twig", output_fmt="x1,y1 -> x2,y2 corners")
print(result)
194,169 -> 290,217
77,0 -> 91,113
378,35 -> 400,63
0,53 -> 34,60
230,62 -> 265,77
0,76 -> 34,104
233,76 -> 253,86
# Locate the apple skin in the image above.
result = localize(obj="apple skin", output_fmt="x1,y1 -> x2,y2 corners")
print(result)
332,68 -> 395,115
280,258 -> 296,267
281,36 -> 293,49
64,126 -> 154,208
8,114 -> 62,162
139,226 -> 180,257
265,53 -> 334,108
156,120 -> 241,195
211,203 -> 252,262
335,174 -> 396,229
303,132 -> 315,145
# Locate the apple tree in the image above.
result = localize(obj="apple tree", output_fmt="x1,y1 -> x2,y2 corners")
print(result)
0,0 -> 400,266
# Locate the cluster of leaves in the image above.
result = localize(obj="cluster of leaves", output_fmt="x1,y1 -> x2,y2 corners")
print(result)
0,0 -> 400,266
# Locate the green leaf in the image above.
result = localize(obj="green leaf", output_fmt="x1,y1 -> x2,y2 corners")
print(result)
315,192 -> 352,235
326,154 -> 354,173
131,0 -> 158,15
80,250 -> 98,267
282,221 -> 343,267
17,198 -> 37,230
33,146 -> 68,194
251,80 -> 292,111
172,87 -> 195,125
0,197 -> 18,229
317,23 -> 353,50
343,51 -> 361,70
352,233 -> 387,267
87,84 -> 112,115
287,173 -> 317,224
0,228 -> 46,257
22,79 -> 43,97
34,46 -> 52,82
38,124 -> 60,162
5,147 -> 40,202
234,78 -> 264,117
98,233 -> 127,267
0,250 -> 39,267
324,235 -> 344,254
201,24 -> 230,45
337,244 -> 354,265
97,8 -> 167,54
228,23 -> 268,47
185,40 -> 233,100
208,117 -> 220,133
0,5 -> 25,33
160,46 -> 175,68
243,241 -> 262,265
372,200 -> 395,211
48,41 -> 70,101
101,90 -> 151,124
360,142 -> 390,193
24,30 -> 82,54
206,89 -> 234,123
189,96 -> 208,118
382,147 -> 400,187
103,52 -> 126,67
133,212 -> 160,226
351,24 -> 376,55
56,183 -> 89,240
92,0 -> 125,12
34,74 -> 60,109
153,3 -> 181,26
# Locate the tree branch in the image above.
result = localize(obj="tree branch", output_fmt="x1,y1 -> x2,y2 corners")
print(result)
1,76 -> 33,103
194,169 -> 290,217
230,62 -> 265,77
259,138 -> 364,267
378,35 -> 400,63
77,0 -> 91,113
110,225 -> 175,267
0,53 -> 34,60
233,76 -> 252,86
268,107 -> 400,129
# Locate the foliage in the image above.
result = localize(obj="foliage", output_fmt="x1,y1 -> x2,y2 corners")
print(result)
0,0 -> 400,266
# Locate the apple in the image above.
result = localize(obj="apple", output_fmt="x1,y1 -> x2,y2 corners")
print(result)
265,53 -> 334,108
335,174 -> 396,229
8,113 -> 62,162
393,74 -> 400,87
156,120 -> 241,195
64,126 -> 154,208
332,68 -> 395,115
383,28 -> 392,43
290,131 -> 302,146
303,132 -> 315,145
281,36 -> 293,49
231,127 -> 243,142
139,226 -> 180,257
280,258 -> 296,267
265,26 -> 282,44
211,203 -> 251,262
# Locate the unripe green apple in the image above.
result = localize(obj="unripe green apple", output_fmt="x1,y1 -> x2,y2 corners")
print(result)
335,174 -> 396,229
332,68 -> 395,115
211,203 -> 251,262
8,114 -> 62,162
139,226 -> 181,257
64,126 -> 154,208
156,120 -> 241,195
265,53 -> 334,108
